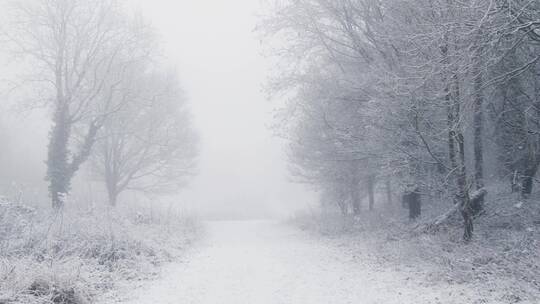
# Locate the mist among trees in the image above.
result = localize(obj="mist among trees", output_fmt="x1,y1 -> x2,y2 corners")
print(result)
261,0 -> 540,241
0,1 -> 200,303
0,0 -> 539,303
2,0 -> 198,208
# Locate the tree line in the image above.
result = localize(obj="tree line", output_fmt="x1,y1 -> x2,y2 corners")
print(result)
1,0 -> 198,209
261,0 -> 540,241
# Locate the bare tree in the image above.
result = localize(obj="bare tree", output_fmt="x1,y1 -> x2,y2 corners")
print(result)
6,0 -> 154,209
260,0 -> 510,240
91,68 -> 198,206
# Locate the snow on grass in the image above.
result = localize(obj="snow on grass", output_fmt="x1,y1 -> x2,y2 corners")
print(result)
0,197 -> 201,304
289,186 -> 540,303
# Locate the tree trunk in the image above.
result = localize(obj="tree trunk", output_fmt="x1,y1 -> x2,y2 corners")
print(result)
351,166 -> 361,215
457,133 -> 473,242
47,105 -> 71,210
472,47 -> 485,216
105,161 -> 119,207
443,43 -> 459,186
385,180 -> 392,205
107,184 -> 119,207
351,185 -> 361,215
367,176 -> 375,211
453,76 -> 473,241
47,107 -> 103,210
403,187 -> 421,220
511,170 -> 520,193
521,160 -> 540,198
443,39 -> 473,241
409,191 -> 421,220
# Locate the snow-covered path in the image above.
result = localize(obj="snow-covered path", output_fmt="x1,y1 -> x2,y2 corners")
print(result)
116,220 -> 470,304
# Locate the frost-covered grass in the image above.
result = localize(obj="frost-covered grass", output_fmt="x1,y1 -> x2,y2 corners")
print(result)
0,198 -> 201,304
290,186 -> 540,303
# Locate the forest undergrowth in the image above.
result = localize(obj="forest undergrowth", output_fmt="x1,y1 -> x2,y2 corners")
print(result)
0,197 -> 201,304
291,185 -> 540,303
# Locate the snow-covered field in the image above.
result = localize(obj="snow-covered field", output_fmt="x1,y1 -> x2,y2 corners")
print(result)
3,190 -> 538,304
0,199 -> 200,304
106,220 -> 502,304
289,188 -> 540,304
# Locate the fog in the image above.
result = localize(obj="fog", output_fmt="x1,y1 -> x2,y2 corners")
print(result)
0,0 -> 315,218
126,0 -> 314,218
1,1 -> 538,303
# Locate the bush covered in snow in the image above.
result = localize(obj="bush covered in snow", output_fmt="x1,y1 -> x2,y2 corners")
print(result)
290,186 -> 540,303
0,197 -> 200,304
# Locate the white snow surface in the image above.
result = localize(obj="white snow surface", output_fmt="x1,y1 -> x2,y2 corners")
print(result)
106,220 -> 481,304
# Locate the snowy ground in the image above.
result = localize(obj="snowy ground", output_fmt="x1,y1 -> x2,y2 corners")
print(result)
104,220 -> 498,304
0,198 -> 200,304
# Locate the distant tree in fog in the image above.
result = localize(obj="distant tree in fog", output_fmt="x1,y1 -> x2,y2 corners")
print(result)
91,68 -> 198,206
6,0 -> 155,209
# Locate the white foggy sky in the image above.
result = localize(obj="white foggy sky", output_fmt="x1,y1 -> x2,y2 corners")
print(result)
127,0 -> 314,217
